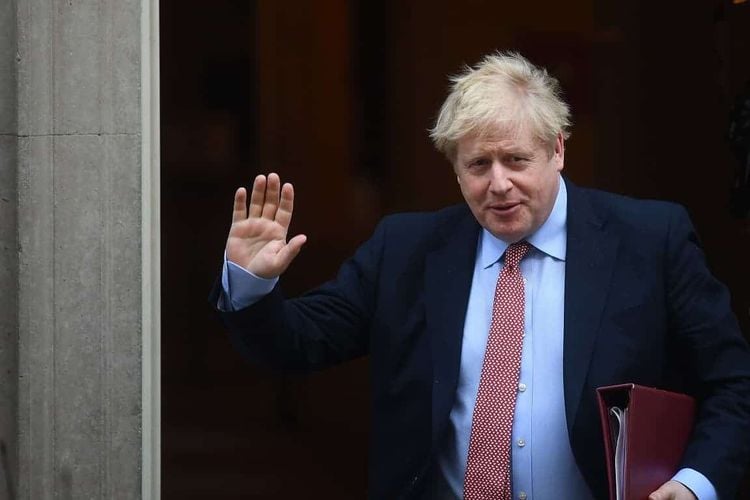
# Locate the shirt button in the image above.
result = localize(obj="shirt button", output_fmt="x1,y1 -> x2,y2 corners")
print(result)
518,382 -> 527,392
519,491 -> 528,500
517,438 -> 526,447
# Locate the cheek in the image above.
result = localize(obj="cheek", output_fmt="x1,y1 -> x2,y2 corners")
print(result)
458,178 -> 477,197
457,180 -> 469,198
467,184 -> 488,204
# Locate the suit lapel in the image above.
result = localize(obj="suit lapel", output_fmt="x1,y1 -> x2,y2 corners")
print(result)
563,181 -> 619,435
425,207 -> 480,448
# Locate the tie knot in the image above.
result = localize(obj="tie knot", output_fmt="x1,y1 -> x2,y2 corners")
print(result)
503,241 -> 531,269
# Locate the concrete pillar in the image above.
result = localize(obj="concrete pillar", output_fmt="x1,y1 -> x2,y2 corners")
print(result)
0,0 -> 19,497
1,0 -> 159,498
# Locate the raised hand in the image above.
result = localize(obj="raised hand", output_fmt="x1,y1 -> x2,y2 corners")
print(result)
225,173 -> 307,279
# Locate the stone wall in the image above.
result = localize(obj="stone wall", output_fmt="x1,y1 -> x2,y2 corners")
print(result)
0,0 -> 19,498
1,0 -> 149,497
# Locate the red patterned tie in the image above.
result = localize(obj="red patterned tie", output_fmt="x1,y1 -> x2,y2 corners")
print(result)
464,241 -> 531,500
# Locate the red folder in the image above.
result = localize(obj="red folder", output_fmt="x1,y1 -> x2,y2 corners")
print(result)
596,383 -> 696,500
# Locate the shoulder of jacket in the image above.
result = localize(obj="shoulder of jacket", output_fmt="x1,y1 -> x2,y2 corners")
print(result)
578,186 -> 688,228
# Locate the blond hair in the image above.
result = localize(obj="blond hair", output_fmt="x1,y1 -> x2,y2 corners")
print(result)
430,51 -> 572,161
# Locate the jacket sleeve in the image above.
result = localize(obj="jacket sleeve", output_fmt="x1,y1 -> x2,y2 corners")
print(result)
209,218 -> 388,371
666,205 -> 750,498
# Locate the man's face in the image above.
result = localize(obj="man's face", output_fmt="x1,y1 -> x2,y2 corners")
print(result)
454,126 -> 564,243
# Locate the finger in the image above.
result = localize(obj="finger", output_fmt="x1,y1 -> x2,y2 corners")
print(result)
232,187 -> 247,223
261,172 -> 281,220
275,182 -> 295,229
654,481 -> 696,500
275,234 -> 307,270
248,175 -> 266,218
648,483 -> 674,500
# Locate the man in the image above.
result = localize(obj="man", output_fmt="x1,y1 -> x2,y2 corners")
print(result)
212,52 -> 750,499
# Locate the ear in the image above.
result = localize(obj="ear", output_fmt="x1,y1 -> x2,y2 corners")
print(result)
456,175 -> 461,185
552,132 -> 565,172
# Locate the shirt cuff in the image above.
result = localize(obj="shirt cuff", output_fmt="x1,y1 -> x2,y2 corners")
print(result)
672,468 -> 717,500
219,252 -> 278,311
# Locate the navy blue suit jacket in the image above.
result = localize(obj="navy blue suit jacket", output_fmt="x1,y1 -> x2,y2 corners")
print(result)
213,180 -> 750,499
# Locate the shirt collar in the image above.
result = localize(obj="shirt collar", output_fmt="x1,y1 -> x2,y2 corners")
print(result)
478,176 -> 568,269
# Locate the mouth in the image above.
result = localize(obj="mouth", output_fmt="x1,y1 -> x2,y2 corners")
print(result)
489,202 -> 521,215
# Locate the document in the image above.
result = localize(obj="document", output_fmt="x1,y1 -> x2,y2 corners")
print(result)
597,384 -> 696,500
609,406 -> 627,500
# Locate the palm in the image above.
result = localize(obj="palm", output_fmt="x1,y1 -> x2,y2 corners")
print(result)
225,173 -> 306,278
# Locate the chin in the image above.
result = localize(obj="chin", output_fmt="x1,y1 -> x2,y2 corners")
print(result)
485,222 -> 527,242
488,229 -> 523,243
481,215 -> 531,241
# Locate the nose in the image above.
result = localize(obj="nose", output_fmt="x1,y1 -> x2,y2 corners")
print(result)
488,161 -> 513,194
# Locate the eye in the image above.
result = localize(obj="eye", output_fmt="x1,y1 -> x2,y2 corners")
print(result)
505,155 -> 531,169
468,158 -> 490,168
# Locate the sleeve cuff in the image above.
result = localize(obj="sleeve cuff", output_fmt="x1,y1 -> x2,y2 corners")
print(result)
672,468 -> 717,500
219,252 -> 278,311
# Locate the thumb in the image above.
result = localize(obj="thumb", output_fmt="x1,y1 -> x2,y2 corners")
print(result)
649,480 -> 680,500
648,483 -> 672,500
275,234 -> 307,271
649,487 -> 669,500
650,479 -> 697,500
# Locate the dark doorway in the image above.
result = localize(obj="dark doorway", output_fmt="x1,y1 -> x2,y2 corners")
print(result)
160,1 -> 750,498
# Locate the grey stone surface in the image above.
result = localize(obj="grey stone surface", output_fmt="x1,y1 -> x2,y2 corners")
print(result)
98,134 -> 142,499
15,0 -> 53,136
13,0 -> 146,497
17,135 -> 55,500
17,0 -> 141,136
0,1 -> 18,498
0,0 -> 17,135
18,134 -> 142,499
98,0 -> 141,134
0,135 -> 18,500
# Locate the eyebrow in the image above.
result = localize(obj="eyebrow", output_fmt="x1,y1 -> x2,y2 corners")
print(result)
466,145 -> 534,158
